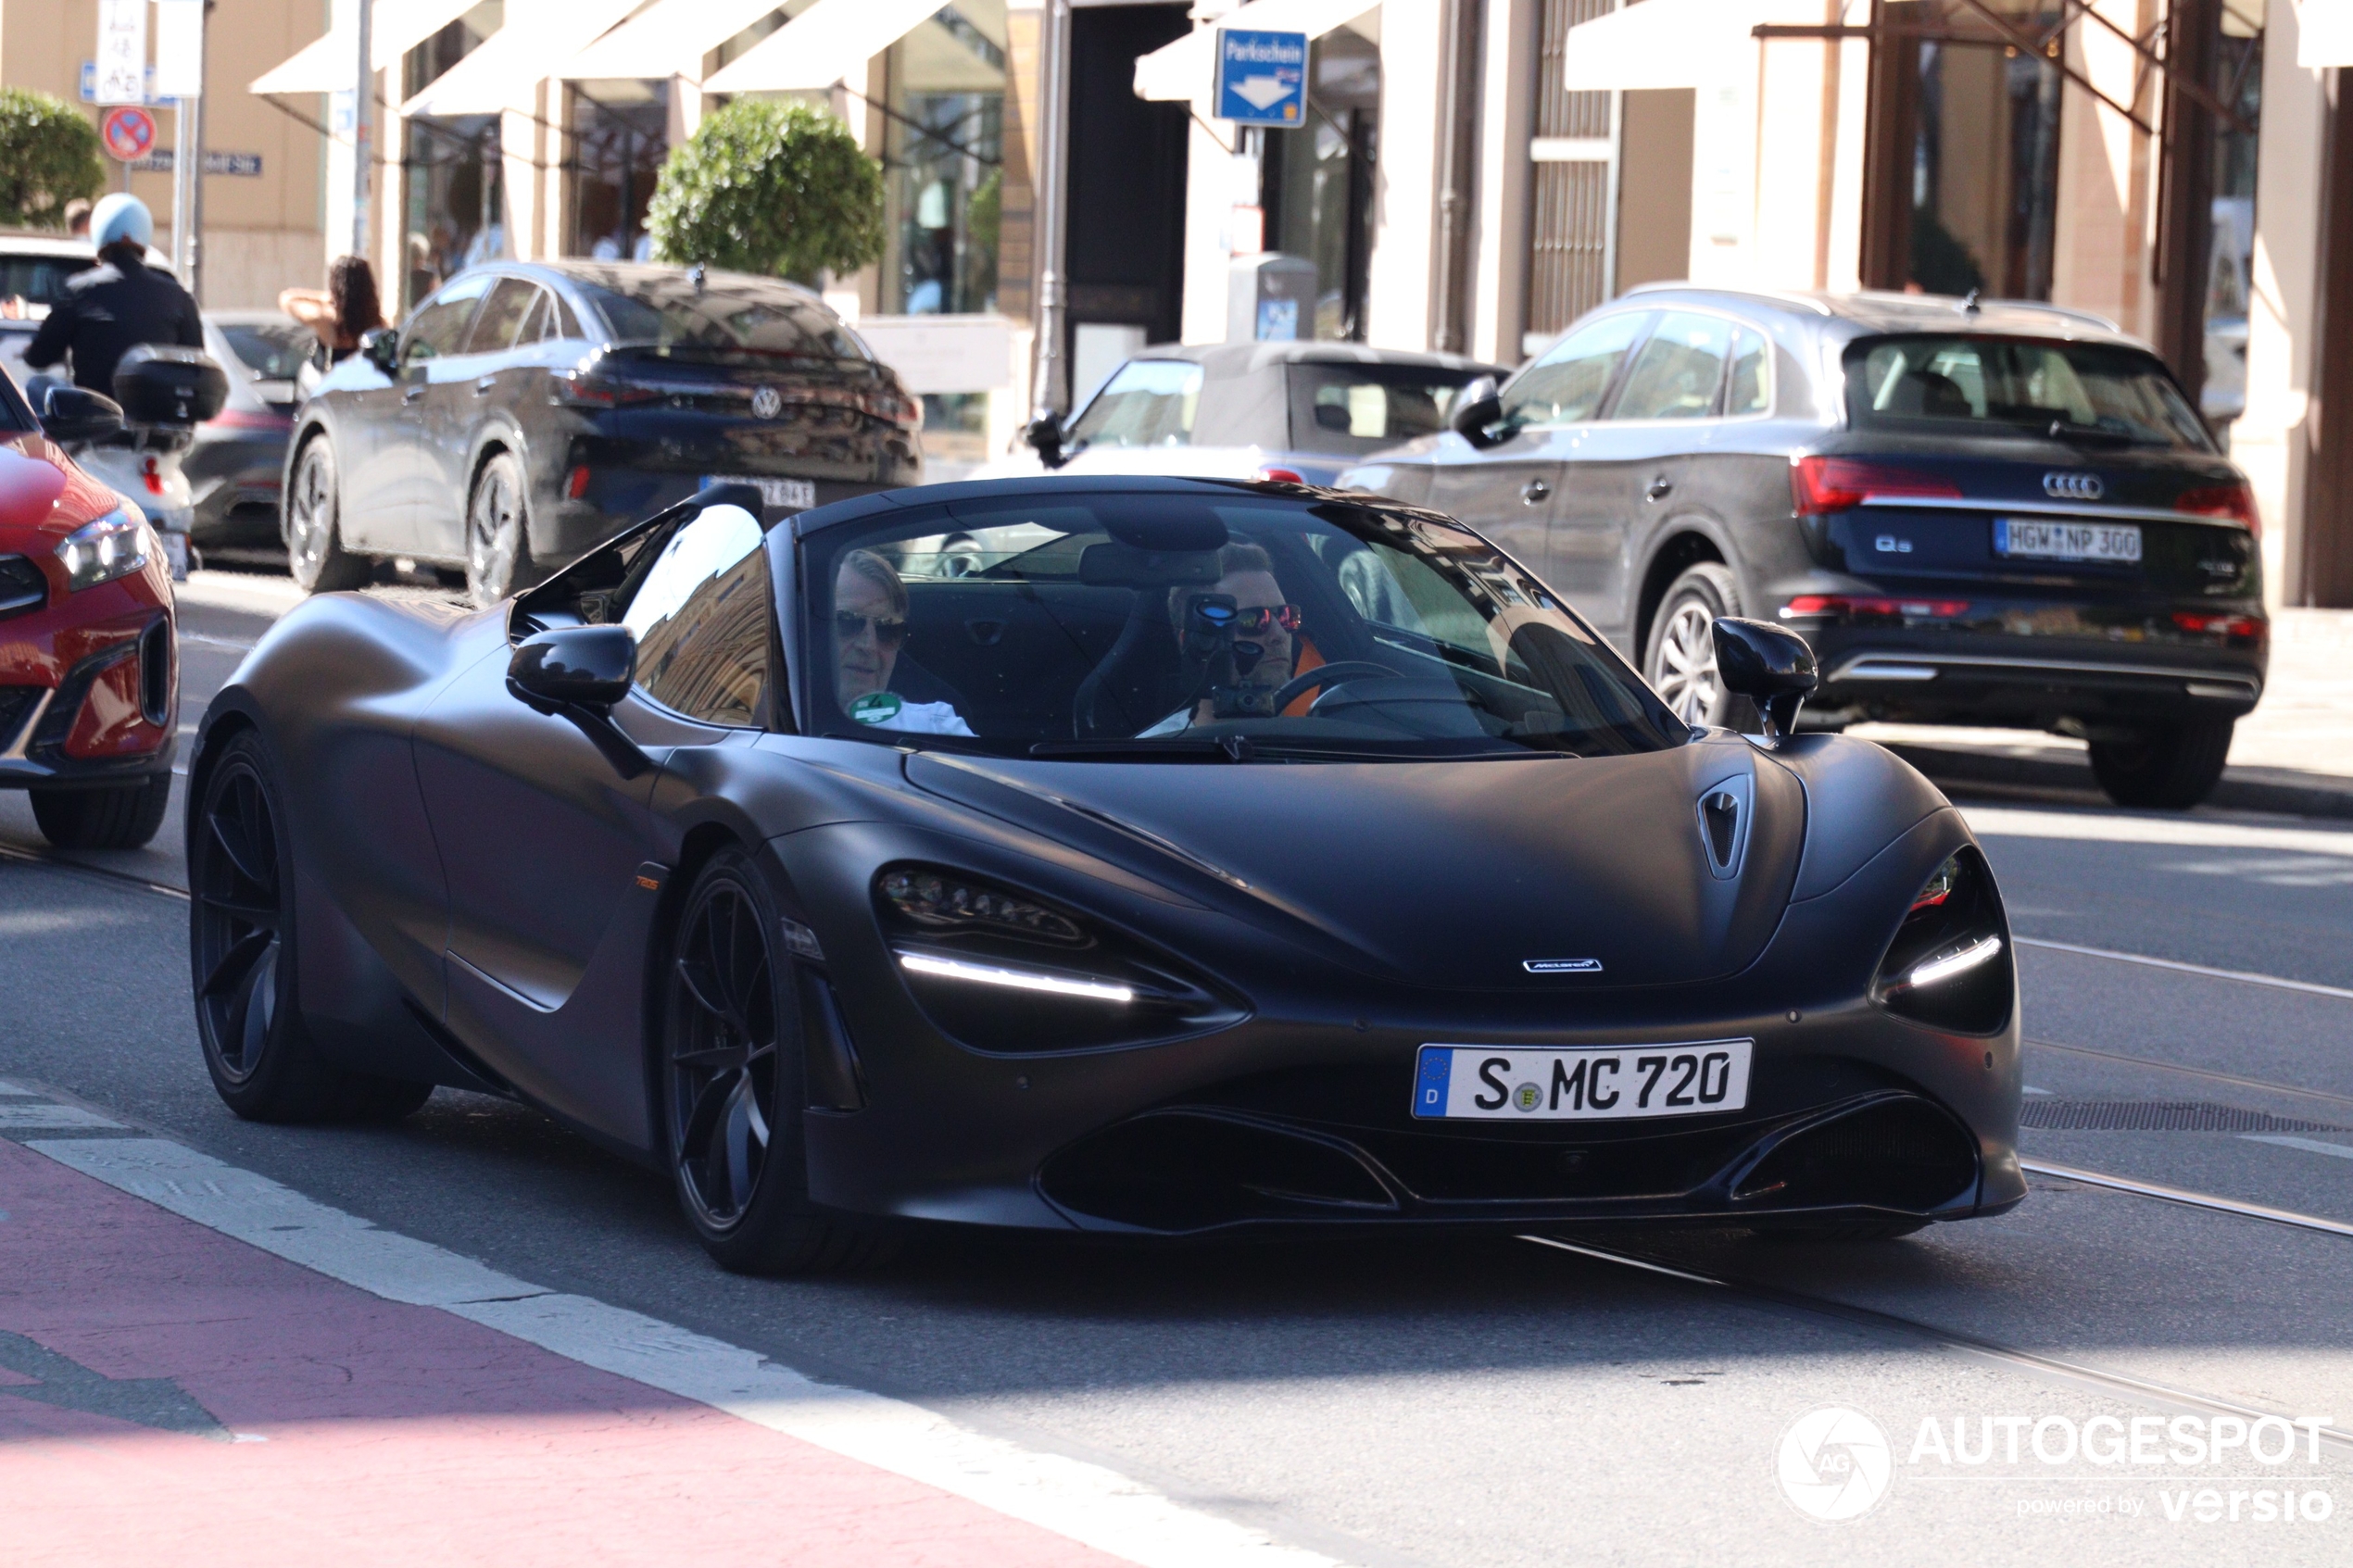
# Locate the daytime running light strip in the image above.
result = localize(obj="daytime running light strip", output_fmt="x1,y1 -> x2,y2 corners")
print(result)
897,951 -> 1135,1004
1907,935 -> 2004,989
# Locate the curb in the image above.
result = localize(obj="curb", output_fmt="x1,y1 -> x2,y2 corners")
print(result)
1881,743 -> 2353,822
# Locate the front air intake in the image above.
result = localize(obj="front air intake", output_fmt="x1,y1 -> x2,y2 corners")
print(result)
1731,1096 -> 1979,1211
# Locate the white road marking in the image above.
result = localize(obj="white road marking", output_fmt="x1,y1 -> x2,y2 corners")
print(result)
29,1135 -> 1345,1568
2014,936 -> 2353,1003
1963,806 -> 2353,858
177,631 -> 257,652
0,1104 -> 121,1129
2244,1134 -> 2353,1162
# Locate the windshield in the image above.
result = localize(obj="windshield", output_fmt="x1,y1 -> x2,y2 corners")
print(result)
219,320 -> 321,381
568,268 -> 868,361
1288,365 -> 1481,455
1845,334 -> 2212,449
1066,360 -> 1202,450
802,492 -> 1688,760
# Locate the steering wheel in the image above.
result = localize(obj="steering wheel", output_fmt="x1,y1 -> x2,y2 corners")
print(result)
1266,660 -> 1400,715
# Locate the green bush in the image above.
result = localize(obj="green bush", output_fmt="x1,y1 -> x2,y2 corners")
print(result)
647,99 -> 884,282
0,90 -> 105,231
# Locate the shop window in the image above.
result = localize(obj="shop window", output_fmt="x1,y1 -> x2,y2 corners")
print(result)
883,0 -> 1006,315
566,82 -> 670,262
1899,6 -> 2065,299
401,2 -> 504,309
1261,25 -> 1378,341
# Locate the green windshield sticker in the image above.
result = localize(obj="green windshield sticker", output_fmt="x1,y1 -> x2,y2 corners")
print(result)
849,691 -> 904,725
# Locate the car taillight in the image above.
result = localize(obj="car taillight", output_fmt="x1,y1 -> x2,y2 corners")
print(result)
2175,481 -> 2260,538
1790,456 -> 1963,513
554,369 -> 660,408
566,465 -> 591,499
2171,609 -> 2264,641
858,386 -> 922,430
1780,595 -> 1970,622
1252,467 -> 1306,484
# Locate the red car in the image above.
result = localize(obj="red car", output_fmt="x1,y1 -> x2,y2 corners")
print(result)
0,391 -> 177,849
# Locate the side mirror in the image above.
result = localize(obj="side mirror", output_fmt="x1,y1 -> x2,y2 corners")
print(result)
509,625 -> 635,712
1709,617 -> 1818,741
1024,413 -> 1067,470
1450,378 -> 1504,449
360,328 -> 399,376
36,384 -> 125,445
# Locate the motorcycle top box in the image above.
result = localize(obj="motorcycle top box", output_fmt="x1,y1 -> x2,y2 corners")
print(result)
112,345 -> 229,428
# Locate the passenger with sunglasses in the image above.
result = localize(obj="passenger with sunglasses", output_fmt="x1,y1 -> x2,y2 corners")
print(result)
834,549 -> 975,735
1138,542 -> 1303,735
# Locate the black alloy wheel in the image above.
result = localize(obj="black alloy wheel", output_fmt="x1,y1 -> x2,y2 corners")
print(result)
190,731 -> 431,1123
285,438 -> 372,593
465,451 -> 530,608
661,847 -> 881,1274
2087,717 -> 2235,809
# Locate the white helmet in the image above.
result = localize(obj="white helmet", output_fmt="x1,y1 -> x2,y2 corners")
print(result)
90,193 -> 154,251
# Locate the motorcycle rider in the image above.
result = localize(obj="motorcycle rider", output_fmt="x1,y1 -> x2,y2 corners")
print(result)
24,193 -> 203,395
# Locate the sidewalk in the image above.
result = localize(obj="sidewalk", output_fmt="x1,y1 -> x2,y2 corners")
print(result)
1853,608 -> 2353,818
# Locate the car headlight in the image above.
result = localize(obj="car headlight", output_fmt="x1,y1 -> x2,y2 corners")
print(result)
1871,848 -> 2012,1034
875,863 -> 1245,1053
54,508 -> 150,593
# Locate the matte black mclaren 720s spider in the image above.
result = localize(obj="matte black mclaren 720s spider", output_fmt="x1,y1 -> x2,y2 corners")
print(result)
188,476 -> 2024,1273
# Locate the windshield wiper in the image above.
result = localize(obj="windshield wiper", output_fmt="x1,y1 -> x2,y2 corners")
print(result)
1029,736 -> 1255,761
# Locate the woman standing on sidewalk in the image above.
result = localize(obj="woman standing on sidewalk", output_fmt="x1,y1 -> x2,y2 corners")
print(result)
279,256 -> 385,365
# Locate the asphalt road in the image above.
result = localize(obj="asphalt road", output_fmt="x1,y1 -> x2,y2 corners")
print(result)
5,570 -> 2351,1565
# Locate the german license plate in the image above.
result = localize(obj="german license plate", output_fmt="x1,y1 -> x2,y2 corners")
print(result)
1994,518 -> 2142,562
1412,1041 -> 1753,1122
706,474 -> 816,510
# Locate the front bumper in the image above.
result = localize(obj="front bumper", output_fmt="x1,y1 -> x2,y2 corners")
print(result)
0,555 -> 176,790
770,814 -> 2024,1236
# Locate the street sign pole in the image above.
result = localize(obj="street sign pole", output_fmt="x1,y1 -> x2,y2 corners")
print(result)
1029,0 -> 1073,420
188,1 -> 210,304
353,0 -> 373,259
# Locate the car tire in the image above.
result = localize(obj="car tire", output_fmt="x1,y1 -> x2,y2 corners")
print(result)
29,773 -> 172,850
465,450 -> 532,608
660,847 -> 890,1275
1643,563 -> 1759,730
2087,718 -> 2235,809
285,438 -> 373,594
190,730 -> 434,1123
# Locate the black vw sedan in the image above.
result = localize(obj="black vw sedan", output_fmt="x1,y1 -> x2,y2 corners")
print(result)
1340,288 -> 2267,808
281,261 -> 921,605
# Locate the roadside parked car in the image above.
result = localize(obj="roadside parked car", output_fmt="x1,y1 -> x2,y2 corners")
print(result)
1340,287 -> 2266,809
187,309 -> 316,553
0,370 -> 177,848
283,261 -> 923,606
188,475 -> 2022,1272
997,341 -> 1503,486
0,232 -> 177,320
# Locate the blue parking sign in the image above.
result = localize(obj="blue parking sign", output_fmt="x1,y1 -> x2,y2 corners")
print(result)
1214,30 -> 1307,126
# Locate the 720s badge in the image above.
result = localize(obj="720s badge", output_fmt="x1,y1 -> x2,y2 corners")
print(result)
1414,1042 -> 1754,1121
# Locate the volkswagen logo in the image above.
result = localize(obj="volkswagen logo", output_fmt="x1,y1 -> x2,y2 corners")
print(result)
750,386 -> 783,420
2042,470 -> 2104,501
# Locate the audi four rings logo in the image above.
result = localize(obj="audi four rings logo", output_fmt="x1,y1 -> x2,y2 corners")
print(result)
751,386 -> 784,420
2043,471 -> 2104,500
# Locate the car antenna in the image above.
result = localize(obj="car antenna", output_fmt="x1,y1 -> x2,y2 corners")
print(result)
1961,288 -> 1982,316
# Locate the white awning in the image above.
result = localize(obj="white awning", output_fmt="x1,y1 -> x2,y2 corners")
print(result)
1556,0 -> 1783,92
559,0 -> 793,82
1132,0 -> 1378,103
701,0 -> 948,94
401,0 -> 643,116
2302,1 -> 2353,67
249,0 -> 484,94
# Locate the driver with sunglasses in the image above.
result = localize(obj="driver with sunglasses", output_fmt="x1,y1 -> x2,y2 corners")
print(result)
1138,542 -> 1302,736
834,549 -> 975,735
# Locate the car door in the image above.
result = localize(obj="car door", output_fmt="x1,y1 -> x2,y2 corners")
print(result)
417,275 -> 541,557
367,274 -> 495,556
1551,309 -> 1736,646
1433,312 -> 1651,598
409,500 -> 772,1146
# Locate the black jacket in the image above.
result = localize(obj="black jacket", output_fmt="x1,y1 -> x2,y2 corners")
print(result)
25,255 -> 204,395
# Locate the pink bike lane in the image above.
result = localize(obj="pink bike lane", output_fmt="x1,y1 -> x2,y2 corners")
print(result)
0,1133 -> 1127,1567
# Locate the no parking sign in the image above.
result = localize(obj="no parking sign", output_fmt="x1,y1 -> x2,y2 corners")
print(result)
101,106 -> 156,163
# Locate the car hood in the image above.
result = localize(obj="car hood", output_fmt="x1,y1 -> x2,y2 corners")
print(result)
0,434 -> 120,548
906,734 -> 1806,990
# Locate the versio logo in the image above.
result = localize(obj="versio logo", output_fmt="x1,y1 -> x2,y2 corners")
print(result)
1780,1407 -> 1894,1521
